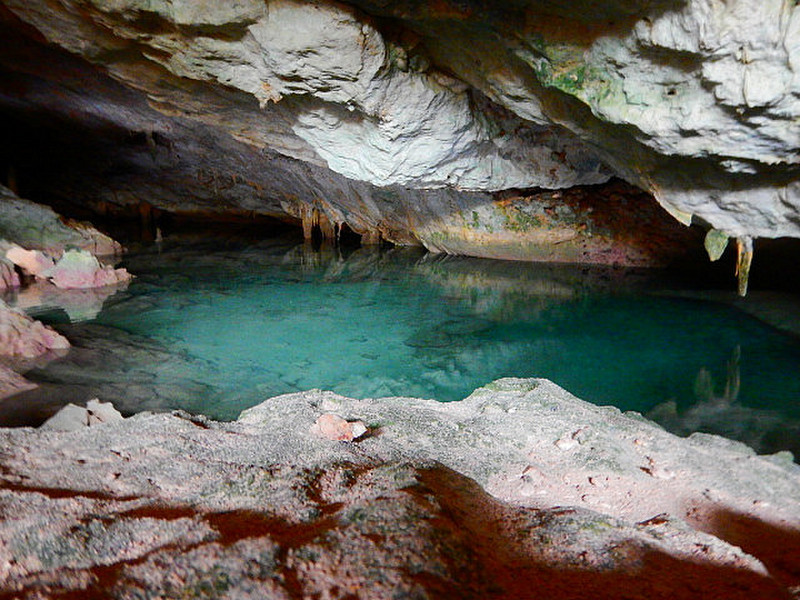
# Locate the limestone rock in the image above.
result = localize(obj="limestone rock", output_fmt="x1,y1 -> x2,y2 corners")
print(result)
46,249 -> 131,290
0,379 -> 797,597
0,184 -> 121,257
1,0 -> 799,271
0,299 -> 70,358
5,245 -> 54,278
39,398 -> 123,431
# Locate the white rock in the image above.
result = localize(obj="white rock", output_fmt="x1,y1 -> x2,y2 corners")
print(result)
40,399 -> 123,431
39,403 -> 89,431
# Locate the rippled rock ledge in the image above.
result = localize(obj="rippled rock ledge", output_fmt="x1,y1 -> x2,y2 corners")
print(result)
2,378 -> 799,599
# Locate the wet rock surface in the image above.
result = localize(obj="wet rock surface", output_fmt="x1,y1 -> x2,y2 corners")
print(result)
1,378 -> 799,598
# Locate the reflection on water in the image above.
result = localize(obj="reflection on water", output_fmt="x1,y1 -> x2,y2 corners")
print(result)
648,346 -> 800,456
5,238 -> 800,456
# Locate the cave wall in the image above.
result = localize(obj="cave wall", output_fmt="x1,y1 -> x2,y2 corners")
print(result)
1,0 -> 798,271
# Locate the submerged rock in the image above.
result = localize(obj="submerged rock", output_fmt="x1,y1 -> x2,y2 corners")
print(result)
0,363 -> 35,400
0,379 -> 798,597
0,299 -> 69,359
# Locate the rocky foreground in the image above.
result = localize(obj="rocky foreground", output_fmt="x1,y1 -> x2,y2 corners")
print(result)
1,378 -> 799,599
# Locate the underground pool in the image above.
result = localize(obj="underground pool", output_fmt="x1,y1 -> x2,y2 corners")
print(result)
6,236 -> 800,457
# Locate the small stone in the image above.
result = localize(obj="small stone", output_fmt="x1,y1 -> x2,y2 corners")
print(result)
312,413 -> 368,442
40,399 -> 123,431
555,436 -> 578,450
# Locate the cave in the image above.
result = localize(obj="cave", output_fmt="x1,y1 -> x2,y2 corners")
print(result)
1,1 -> 800,598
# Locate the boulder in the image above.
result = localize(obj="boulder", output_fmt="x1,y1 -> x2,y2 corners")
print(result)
0,184 -> 121,257
46,248 -> 131,290
5,245 -> 54,278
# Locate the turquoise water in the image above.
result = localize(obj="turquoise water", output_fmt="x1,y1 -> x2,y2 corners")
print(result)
14,238 -> 800,455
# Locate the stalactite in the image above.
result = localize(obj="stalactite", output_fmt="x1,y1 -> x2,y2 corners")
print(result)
704,228 -> 729,261
735,236 -> 753,297
299,204 -> 314,241
317,212 -> 336,242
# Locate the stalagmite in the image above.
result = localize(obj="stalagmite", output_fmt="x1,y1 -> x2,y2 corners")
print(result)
735,236 -> 754,297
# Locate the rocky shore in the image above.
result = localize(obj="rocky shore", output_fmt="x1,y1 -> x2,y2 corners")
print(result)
1,378 -> 798,598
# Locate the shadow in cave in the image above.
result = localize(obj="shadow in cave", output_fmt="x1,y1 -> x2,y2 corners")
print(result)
694,505 -> 800,590
5,460 -> 795,599
416,465 -> 795,600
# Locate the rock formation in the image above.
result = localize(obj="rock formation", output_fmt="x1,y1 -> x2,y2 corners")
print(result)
0,299 -> 69,360
0,2 -> 798,592
1,379 -> 798,598
0,184 -> 131,289
1,0 -> 796,292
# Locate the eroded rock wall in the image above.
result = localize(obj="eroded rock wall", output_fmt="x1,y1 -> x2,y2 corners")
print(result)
1,0 -> 797,273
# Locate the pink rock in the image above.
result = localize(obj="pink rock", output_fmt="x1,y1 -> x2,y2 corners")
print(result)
312,413 -> 368,442
0,300 -> 70,358
47,249 -> 131,290
5,246 -> 54,278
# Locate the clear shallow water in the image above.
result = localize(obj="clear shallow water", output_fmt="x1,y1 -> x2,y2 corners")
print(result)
11,237 -> 800,455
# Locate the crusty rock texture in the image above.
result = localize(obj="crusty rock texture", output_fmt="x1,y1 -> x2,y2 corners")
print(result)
2,0 -> 796,271
1,379 -> 798,598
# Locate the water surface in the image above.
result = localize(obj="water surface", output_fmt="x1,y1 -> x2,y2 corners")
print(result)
8,237 -> 800,456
